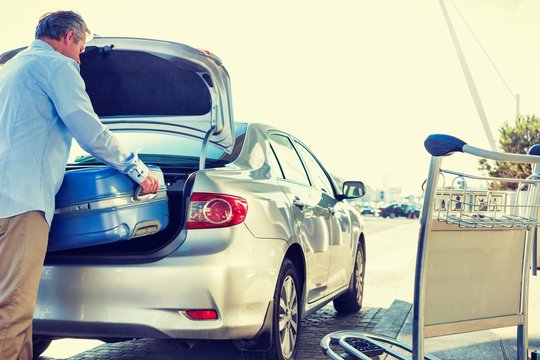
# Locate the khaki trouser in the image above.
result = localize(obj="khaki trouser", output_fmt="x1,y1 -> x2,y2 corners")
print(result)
0,212 -> 49,360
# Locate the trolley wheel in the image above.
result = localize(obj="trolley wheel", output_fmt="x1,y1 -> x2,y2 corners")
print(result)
333,244 -> 365,314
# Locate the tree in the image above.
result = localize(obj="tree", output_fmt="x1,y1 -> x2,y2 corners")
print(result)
479,115 -> 540,190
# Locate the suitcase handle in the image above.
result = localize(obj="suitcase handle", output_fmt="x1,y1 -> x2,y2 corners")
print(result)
133,186 -> 158,202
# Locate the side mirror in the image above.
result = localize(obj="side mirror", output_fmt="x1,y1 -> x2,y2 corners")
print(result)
343,181 -> 365,199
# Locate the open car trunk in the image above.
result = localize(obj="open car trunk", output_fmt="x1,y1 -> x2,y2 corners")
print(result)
0,37 -> 239,262
46,166 -> 195,261
33,37 -> 238,262
45,123 -> 246,261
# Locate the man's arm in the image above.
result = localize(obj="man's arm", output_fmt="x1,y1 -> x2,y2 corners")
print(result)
49,60 -> 159,193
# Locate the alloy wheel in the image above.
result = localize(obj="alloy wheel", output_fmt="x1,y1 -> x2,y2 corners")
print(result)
278,275 -> 298,359
355,248 -> 365,303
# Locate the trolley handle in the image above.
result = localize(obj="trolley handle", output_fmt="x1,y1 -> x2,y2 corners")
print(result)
424,134 -> 540,163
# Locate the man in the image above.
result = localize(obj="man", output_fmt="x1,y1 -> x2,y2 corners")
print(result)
0,11 -> 159,360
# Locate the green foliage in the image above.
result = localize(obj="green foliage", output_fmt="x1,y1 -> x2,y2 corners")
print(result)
479,115 -> 540,190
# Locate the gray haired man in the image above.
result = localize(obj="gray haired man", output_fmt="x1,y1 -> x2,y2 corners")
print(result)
0,11 -> 159,359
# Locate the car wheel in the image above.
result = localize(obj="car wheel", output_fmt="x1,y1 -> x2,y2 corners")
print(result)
32,335 -> 52,358
241,258 -> 300,360
333,244 -> 365,314
389,212 -> 396,219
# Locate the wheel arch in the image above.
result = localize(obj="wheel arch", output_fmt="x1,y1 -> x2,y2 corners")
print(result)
359,232 -> 366,259
234,243 -> 306,353
284,243 -> 306,301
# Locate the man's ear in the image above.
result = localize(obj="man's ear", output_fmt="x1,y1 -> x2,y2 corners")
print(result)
65,30 -> 76,44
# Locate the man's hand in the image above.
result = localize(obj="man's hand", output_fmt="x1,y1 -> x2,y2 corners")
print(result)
140,171 -> 159,193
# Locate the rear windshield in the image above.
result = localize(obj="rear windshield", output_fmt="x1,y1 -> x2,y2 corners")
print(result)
68,123 -> 247,168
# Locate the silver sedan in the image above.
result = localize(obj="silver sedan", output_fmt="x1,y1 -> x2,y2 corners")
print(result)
1,38 -> 367,360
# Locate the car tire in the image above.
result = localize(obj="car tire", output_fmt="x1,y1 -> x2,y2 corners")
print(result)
32,335 -> 52,358
333,244 -> 365,314
241,258 -> 301,360
389,212 -> 396,219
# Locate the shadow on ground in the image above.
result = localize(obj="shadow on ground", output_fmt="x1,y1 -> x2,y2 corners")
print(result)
39,305 -> 383,360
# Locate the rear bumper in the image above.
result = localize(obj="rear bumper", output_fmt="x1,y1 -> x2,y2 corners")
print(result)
34,225 -> 287,340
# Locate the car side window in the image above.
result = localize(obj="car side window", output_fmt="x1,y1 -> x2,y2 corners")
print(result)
294,142 -> 335,196
267,144 -> 285,179
269,134 -> 310,185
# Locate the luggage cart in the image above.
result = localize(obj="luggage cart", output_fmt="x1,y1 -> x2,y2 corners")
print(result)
321,134 -> 540,360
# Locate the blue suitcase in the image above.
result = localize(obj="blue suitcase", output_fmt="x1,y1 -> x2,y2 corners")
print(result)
48,165 -> 169,252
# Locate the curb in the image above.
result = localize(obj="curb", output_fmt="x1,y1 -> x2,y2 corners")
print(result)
371,299 -> 412,339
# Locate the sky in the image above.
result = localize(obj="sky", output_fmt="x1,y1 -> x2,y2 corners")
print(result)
1,0 -> 539,195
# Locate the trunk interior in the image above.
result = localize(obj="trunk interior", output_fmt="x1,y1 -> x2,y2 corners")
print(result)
44,167 -> 194,263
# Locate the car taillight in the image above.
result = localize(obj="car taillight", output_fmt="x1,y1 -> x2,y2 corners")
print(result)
187,193 -> 248,229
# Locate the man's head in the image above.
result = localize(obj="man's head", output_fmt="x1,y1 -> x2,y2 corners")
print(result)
35,11 -> 91,65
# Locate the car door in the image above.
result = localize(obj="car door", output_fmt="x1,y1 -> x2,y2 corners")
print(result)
292,141 -> 354,295
269,133 -> 332,303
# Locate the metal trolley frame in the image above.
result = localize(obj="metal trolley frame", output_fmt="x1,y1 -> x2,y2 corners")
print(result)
321,134 -> 540,360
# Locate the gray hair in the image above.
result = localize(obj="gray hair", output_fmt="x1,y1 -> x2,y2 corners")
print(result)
35,11 -> 90,42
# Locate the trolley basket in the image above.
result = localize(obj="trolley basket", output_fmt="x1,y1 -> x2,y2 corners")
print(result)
321,134 -> 540,360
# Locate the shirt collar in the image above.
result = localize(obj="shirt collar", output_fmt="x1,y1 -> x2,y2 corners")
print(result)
28,39 -> 80,70
30,39 -> 55,51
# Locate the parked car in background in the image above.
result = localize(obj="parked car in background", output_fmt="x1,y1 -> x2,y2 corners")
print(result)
2,37 -> 368,360
360,205 -> 377,216
379,203 -> 410,218
406,205 -> 421,219
379,203 -> 421,219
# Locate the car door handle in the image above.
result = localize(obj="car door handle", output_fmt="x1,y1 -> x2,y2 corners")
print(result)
327,207 -> 336,216
293,197 -> 305,209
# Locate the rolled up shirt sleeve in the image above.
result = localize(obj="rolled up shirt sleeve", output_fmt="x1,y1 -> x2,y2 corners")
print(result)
48,60 -> 149,184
